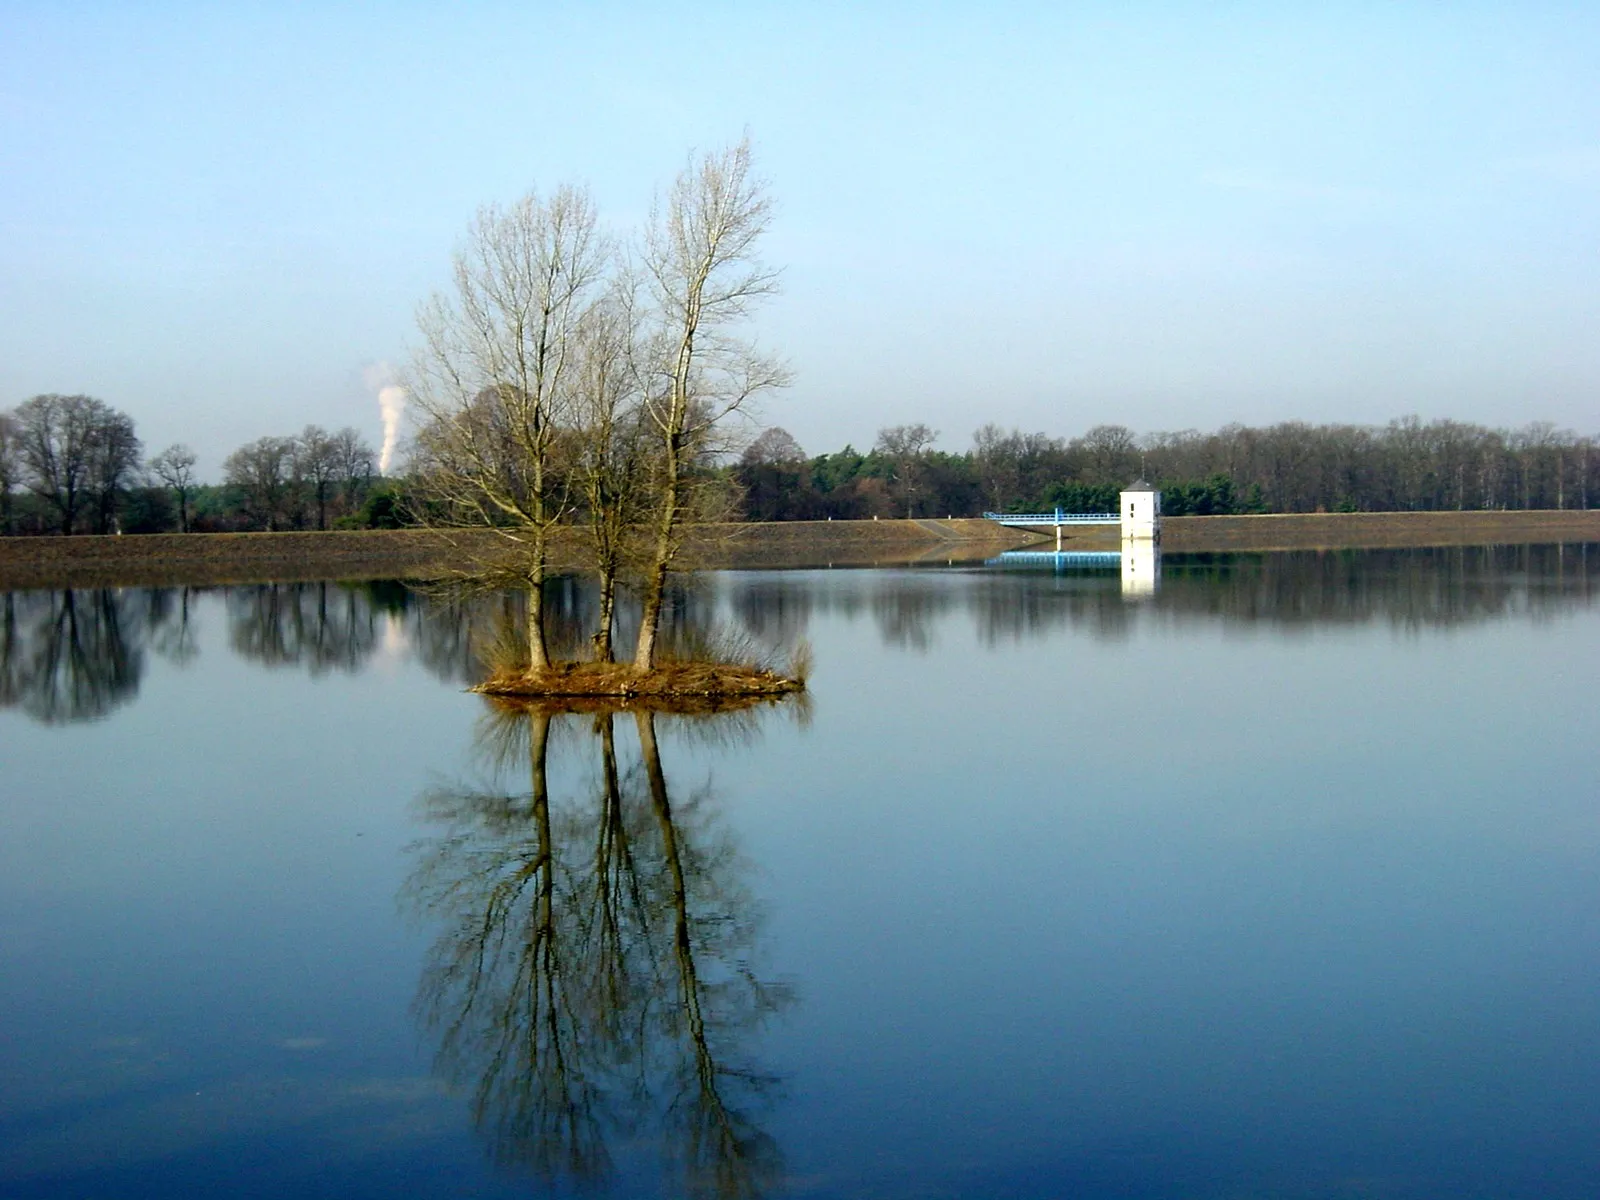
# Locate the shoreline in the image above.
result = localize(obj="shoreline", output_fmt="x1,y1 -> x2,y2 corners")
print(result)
0,511 -> 1597,588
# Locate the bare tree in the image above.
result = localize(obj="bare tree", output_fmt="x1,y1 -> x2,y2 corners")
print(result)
87,407 -> 141,534
224,436 -> 297,530
296,425 -> 342,530
633,138 -> 790,671
14,394 -> 140,535
410,186 -> 608,673
0,411 -> 19,535
1073,423 -> 1139,487
569,286 -> 650,661
16,394 -> 94,533
331,426 -> 375,513
149,444 -> 198,532
741,427 -> 805,467
971,423 -> 1019,512
874,423 -> 938,517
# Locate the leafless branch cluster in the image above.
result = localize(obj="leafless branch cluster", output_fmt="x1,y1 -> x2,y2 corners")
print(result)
405,138 -> 789,673
2,394 -> 142,535
221,425 -> 375,531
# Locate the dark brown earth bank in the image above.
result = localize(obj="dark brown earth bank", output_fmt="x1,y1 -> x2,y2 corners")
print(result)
0,519 -> 1030,587
1084,509 -> 1600,552
1,511 -> 1597,587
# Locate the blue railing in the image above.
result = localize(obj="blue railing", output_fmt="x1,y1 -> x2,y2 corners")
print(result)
986,551 -> 1123,569
982,509 -> 1120,525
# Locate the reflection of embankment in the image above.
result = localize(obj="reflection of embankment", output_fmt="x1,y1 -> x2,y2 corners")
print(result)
11,545 -> 1593,724
1151,545 -> 1600,631
403,699 -> 792,1196
717,544 -> 1600,650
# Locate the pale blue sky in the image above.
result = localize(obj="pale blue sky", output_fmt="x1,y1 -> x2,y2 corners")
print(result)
3,2 -> 1598,475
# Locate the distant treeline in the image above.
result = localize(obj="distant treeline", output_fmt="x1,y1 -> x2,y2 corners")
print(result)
0,393 -> 400,535
3,395 -> 1596,535
733,419 -> 1600,519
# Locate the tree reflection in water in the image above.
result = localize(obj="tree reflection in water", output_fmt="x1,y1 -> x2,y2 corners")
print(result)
227,582 -> 383,674
404,697 -> 794,1197
0,587 -> 198,723
4,545 -> 1595,726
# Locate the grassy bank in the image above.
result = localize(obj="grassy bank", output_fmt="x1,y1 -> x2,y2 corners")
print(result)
0,518 -> 1033,588
1053,509 -> 1600,552
1,511 -> 1596,587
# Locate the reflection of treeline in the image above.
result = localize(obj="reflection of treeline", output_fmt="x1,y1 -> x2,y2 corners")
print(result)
405,703 -> 789,1195
724,544 -> 1600,649
0,576 -> 734,724
0,587 -> 197,723
8,547 -> 1595,723
1153,544 -> 1600,630
732,418 -> 1600,520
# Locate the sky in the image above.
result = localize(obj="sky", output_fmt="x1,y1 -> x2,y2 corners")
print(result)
2,2 -> 1598,476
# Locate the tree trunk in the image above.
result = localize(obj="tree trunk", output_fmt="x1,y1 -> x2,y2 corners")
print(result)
526,561 -> 548,674
595,569 -> 615,662
633,437 -> 681,673
633,531 -> 670,672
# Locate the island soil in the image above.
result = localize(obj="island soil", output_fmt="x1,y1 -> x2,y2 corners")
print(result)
1,511 -> 1597,587
473,660 -> 805,706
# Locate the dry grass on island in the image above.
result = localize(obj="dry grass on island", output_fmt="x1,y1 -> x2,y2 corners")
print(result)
473,659 -> 806,705
469,629 -> 811,708
470,662 -> 800,710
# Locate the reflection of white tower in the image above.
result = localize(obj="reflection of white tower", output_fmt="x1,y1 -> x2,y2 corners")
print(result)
1121,539 -> 1160,598
1120,479 -> 1161,542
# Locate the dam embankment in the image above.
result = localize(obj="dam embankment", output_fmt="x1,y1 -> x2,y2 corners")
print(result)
0,518 -> 1031,587
1,510 -> 1596,587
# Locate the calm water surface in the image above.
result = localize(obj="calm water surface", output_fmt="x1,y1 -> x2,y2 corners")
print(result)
2,547 -> 1598,1199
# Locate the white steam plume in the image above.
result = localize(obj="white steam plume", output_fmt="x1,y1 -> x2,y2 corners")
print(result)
377,385 -> 406,473
362,362 -> 407,474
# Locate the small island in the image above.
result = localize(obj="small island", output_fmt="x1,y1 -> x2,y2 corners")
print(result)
401,140 -> 807,701
473,658 -> 807,705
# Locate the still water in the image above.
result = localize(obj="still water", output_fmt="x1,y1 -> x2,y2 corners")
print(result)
2,546 -> 1598,1199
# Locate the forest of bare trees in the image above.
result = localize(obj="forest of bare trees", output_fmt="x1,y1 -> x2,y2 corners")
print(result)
733,417 -> 1600,520
0,399 -> 381,535
221,425 -> 377,531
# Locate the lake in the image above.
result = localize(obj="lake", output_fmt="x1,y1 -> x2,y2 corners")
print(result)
2,545 -> 1598,1199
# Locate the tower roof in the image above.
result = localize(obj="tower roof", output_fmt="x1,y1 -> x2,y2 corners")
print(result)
1122,478 -> 1157,492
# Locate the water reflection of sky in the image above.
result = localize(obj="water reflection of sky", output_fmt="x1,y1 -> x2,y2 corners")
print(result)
1,548 -> 1599,1198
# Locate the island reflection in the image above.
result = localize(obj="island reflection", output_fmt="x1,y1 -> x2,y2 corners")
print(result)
403,695 -> 795,1196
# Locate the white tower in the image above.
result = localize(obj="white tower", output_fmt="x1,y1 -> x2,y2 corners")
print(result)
1120,479 -> 1161,542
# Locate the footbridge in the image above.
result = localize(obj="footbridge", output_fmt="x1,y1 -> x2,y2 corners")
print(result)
986,550 -> 1122,568
983,508 -> 1121,550
984,484 -> 1162,548
982,509 -> 1120,529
